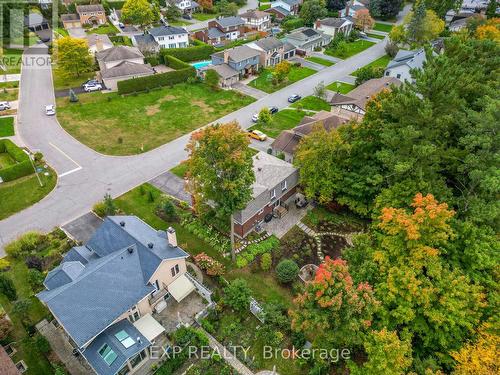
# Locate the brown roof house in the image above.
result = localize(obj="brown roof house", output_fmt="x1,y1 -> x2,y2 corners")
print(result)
96,46 -> 155,91
0,345 -> 21,375
233,152 -> 299,238
246,36 -> 297,67
271,111 -> 350,162
240,9 -> 272,31
77,4 -> 107,25
194,16 -> 246,46
330,77 -> 401,119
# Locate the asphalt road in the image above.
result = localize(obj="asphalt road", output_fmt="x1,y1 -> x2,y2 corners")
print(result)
0,5 -> 411,254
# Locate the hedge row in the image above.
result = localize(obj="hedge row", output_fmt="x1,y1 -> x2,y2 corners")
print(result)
161,44 -> 215,62
0,139 -> 33,182
117,67 -> 196,94
164,55 -> 191,70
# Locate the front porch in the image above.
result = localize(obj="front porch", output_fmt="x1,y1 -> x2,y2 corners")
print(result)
153,292 -> 208,333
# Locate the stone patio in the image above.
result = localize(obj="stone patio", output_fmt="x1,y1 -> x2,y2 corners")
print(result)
154,292 -> 207,333
262,203 -> 312,238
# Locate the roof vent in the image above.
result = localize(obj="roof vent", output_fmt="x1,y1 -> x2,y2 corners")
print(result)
127,247 -> 134,254
120,221 -> 125,227
148,242 -> 154,249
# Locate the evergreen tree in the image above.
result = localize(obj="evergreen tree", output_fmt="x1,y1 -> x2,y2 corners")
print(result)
407,0 -> 427,44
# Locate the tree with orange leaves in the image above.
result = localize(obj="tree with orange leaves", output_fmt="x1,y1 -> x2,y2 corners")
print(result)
354,8 -> 375,32
289,257 -> 379,349
198,0 -> 213,12
475,18 -> 500,42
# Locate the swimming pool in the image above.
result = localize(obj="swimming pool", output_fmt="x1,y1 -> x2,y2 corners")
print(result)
191,60 -> 212,70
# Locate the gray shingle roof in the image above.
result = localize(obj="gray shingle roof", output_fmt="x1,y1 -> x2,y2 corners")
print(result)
82,319 -> 150,375
254,36 -> 283,51
215,16 -> 245,28
207,27 -> 225,39
148,25 -> 187,37
60,13 -> 79,21
251,152 -> 297,197
213,45 -> 260,63
318,17 -> 352,28
96,46 -> 144,63
100,58 -> 154,79
206,64 -> 239,79
386,48 -> 427,70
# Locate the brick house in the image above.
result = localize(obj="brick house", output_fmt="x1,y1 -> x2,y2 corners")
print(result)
246,36 -> 296,67
77,4 -> 107,25
233,152 -> 299,238
194,16 -> 245,46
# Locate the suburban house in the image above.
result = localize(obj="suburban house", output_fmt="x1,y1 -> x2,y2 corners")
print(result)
24,12 -> 49,32
330,77 -> 402,118
194,16 -> 246,46
86,34 -> 114,54
171,0 -> 200,14
233,152 -> 299,238
284,27 -> 332,53
37,216 -> 211,375
211,45 -> 260,80
0,345 -> 22,374
76,4 -> 107,25
240,9 -> 272,31
96,46 -> 155,90
134,25 -> 189,52
271,111 -> 350,162
61,13 -> 81,29
384,48 -> 428,82
314,17 -> 353,38
200,64 -> 240,87
339,0 -> 368,18
246,36 -> 296,67
268,0 -> 301,19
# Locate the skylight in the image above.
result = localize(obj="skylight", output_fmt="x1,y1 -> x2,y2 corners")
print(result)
115,330 -> 135,349
98,344 -> 117,366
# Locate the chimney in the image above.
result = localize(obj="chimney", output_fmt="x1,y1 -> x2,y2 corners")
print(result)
314,20 -> 320,29
96,36 -> 104,52
223,49 -> 229,64
167,227 -> 177,248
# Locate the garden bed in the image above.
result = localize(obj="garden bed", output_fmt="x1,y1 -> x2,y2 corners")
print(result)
302,206 -> 367,233
278,226 -> 319,266
321,234 -> 348,259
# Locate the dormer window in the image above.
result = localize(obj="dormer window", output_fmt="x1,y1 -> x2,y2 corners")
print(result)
270,188 -> 276,200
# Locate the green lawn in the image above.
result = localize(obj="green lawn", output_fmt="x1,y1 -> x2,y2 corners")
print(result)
373,22 -> 394,32
193,12 -> 217,21
0,166 -> 56,220
114,184 -> 230,266
259,4 -> 271,10
0,81 -> 19,89
170,163 -> 188,179
250,109 -> 311,138
2,48 -> 23,74
52,68 -> 96,91
0,87 -> 18,101
110,35 -> 133,46
56,83 -> 254,155
351,54 -> 391,76
305,56 -> 335,66
366,32 -> 386,40
169,20 -> 191,26
291,95 -> 331,111
325,39 -> 376,59
249,66 -> 316,93
0,116 -> 14,137
326,81 -> 355,94
86,23 -> 118,35
55,27 -> 69,37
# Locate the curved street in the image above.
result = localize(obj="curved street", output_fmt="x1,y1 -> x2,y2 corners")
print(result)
0,5 -> 411,253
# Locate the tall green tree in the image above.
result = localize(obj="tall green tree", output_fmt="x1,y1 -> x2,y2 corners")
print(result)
121,0 -> 157,27
299,0 -> 328,26
406,0 -> 427,44
54,37 -> 93,78
369,0 -> 404,20
327,0 -> 347,11
486,0 -> 498,17
425,0 -> 461,18
186,122 -> 255,260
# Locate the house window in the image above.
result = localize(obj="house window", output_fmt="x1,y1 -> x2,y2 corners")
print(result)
115,330 -> 135,348
396,73 -> 401,79
118,365 -> 130,375
385,71 -> 390,76
171,264 -> 180,277
281,180 -> 287,191
158,36 -> 164,41
169,36 -> 175,40
130,349 -> 147,368
169,43 -> 176,48
98,344 -> 118,366
270,188 -> 276,200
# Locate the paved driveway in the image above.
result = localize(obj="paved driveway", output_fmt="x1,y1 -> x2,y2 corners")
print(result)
0,5 -> 414,254
62,212 -> 103,243
67,27 -> 86,38
149,172 -> 192,204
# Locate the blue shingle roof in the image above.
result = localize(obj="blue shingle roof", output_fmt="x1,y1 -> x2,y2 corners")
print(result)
44,261 -> 85,290
148,25 -> 187,37
82,319 -> 150,375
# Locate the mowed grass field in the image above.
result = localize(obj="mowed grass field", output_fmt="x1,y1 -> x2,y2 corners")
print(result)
56,83 -> 255,155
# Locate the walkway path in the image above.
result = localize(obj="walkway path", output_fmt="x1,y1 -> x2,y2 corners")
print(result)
231,82 -> 268,99
202,329 -> 254,375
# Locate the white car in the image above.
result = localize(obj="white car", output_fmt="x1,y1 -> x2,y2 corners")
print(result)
251,113 -> 259,122
45,105 -> 56,116
83,83 -> 103,92
0,101 -> 11,111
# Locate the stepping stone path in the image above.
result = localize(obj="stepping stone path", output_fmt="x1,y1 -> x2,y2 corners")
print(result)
297,222 -> 363,261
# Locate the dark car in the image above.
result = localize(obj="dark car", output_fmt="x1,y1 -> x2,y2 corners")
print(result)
288,94 -> 301,103
269,106 -> 279,114
182,14 -> 192,20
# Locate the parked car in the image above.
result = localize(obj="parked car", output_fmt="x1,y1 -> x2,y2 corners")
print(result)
269,106 -> 279,114
81,79 -> 99,87
45,104 -> 56,116
253,106 -> 278,122
182,14 -> 192,20
247,129 -> 267,141
0,101 -> 11,111
118,22 -> 125,29
288,94 -> 301,103
251,113 -> 259,122
83,83 -> 103,92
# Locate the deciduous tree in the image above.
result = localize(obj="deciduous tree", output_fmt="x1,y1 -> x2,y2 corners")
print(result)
272,60 -> 291,83
369,0 -> 403,20
475,18 -> 500,42
425,0 -> 461,18
402,1 -> 444,46
216,0 -> 239,16
198,0 -> 214,12
164,4 -> 182,21
354,8 -> 375,32
121,0 -> 157,27
299,0 -> 328,26
54,37 -> 93,78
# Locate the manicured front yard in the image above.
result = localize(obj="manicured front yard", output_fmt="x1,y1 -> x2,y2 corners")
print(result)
291,95 -> 330,111
0,166 -> 56,220
2,48 -> 23,74
259,4 -> 271,10
55,83 -> 255,155
249,66 -> 316,93
326,81 -> 355,94
0,116 -> 15,136
86,23 -> 118,35
373,22 -> 394,32
250,109 -> 311,138
52,68 -> 96,91
351,54 -> 391,76
193,12 -> 218,21
325,39 -> 375,59
0,87 -> 18,101
305,56 -> 335,66
366,32 -> 386,40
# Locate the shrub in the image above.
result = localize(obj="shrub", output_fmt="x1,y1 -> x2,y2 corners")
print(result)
260,253 -> 272,271
0,139 -> 33,182
117,67 -> 196,94
33,334 -> 51,353
93,202 -> 106,218
224,278 -> 251,312
25,255 -> 43,271
355,66 -> 385,86
275,259 -> 299,283
104,193 -> 116,215
385,42 -> 399,58
162,198 -> 177,221
161,44 -> 215,62
5,231 -> 46,258
236,236 -> 279,268
0,258 -> 10,271
164,55 -> 191,70
28,269 -> 45,290
200,318 -> 215,334
193,252 -> 225,276
172,326 -> 209,347
145,55 -> 160,66
204,68 -> 220,90
0,274 -> 17,301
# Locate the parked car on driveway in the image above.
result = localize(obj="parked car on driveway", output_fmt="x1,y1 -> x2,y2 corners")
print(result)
45,105 -> 56,116
81,79 -> 99,87
288,94 -> 301,103
182,14 -> 192,20
118,22 -> 125,29
252,106 -> 279,122
269,106 -> 278,114
247,129 -> 267,141
0,101 -> 11,111
83,83 -> 103,92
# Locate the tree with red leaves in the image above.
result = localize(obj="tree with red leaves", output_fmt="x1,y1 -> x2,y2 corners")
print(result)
289,257 -> 379,348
